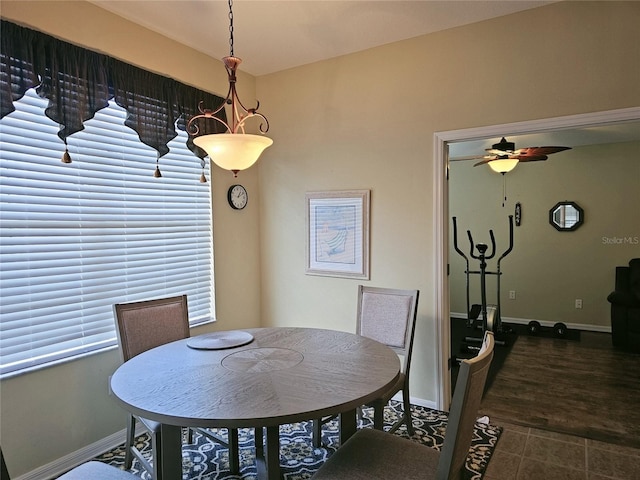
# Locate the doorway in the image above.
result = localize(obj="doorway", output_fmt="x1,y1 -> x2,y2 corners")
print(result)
432,106 -> 640,410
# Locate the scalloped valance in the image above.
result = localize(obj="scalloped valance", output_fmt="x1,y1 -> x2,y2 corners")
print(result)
0,19 -> 226,161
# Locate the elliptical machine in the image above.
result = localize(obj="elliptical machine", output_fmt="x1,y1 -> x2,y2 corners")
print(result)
452,215 -> 514,347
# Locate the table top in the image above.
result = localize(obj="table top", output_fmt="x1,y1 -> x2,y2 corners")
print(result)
110,327 -> 400,429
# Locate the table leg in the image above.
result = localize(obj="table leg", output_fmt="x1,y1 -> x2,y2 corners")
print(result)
339,409 -> 357,445
255,426 -> 281,480
255,427 -> 264,456
229,427 -> 239,474
159,424 -> 182,480
265,426 -> 281,480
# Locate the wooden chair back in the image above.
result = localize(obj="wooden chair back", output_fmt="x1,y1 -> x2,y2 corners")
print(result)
436,331 -> 495,478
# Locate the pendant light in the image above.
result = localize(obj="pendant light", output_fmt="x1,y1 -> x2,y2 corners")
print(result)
187,0 -> 272,178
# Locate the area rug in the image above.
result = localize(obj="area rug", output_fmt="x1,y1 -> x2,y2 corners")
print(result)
96,401 -> 502,479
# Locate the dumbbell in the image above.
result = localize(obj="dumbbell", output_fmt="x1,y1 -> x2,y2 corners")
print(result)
527,320 -> 541,335
553,322 -> 567,338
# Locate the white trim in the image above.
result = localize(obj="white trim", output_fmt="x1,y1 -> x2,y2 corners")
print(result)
437,107 -> 640,144
391,392 -> 438,410
433,130 -> 451,411
450,311 -> 613,333
433,107 -> 640,411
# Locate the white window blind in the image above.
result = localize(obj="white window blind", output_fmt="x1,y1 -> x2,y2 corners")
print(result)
0,89 -> 215,377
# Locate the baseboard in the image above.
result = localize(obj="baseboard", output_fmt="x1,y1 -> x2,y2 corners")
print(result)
450,312 -> 612,333
390,392 -> 438,410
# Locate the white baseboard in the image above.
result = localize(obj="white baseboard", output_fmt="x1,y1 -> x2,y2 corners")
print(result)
390,392 -> 438,410
450,312 -> 612,333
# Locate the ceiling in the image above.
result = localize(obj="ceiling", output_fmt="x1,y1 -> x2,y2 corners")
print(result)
88,0 -> 640,151
89,0 -> 554,76
448,121 -> 640,160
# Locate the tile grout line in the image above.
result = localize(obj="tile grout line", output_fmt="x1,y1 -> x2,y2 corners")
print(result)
584,437 -> 589,478
515,426 -> 532,477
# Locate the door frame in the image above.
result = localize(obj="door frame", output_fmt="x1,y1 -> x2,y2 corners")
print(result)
432,106 -> 640,410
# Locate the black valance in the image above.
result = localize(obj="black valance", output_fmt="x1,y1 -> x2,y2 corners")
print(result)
0,19 -> 226,159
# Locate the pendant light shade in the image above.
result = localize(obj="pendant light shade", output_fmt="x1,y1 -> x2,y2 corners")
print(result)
194,133 -> 273,175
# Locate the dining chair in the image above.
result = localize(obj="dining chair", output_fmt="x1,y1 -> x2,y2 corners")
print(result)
114,295 -> 239,479
311,331 -> 495,480
313,286 -> 419,447
2,446 -> 138,480
58,462 -> 140,479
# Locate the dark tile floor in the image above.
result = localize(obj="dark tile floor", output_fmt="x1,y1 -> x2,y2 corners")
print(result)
485,419 -> 640,480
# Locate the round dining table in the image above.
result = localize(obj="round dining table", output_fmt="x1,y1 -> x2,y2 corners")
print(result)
110,326 -> 401,480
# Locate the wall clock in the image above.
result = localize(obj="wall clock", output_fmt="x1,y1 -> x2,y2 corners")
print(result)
227,184 -> 248,210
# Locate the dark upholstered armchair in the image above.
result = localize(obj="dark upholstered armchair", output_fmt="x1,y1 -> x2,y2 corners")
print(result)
607,258 -> 640,353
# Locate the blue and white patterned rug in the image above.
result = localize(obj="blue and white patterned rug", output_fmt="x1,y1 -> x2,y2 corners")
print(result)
96,401 -> 501,479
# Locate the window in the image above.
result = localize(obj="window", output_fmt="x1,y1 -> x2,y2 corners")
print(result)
0,89 -> 215,377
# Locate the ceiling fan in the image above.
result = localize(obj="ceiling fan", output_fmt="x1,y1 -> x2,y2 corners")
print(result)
452,137 -> 572,207
453,137 -> 572,173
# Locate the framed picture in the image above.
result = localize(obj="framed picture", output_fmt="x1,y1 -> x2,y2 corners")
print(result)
305,190 -> 370,279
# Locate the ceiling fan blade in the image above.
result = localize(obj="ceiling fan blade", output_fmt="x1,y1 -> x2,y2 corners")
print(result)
449,154 -> 491,162
467,140 -> 570,166
515,154 -> 548,162
473,157 -> 496,167
518,146 -> 571,156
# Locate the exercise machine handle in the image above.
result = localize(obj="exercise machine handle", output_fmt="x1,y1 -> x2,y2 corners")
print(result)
497,215 -> 514,267
467,228 -> 496,260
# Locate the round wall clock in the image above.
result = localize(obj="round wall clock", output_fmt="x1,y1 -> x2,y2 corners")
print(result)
227,184 -> 248,210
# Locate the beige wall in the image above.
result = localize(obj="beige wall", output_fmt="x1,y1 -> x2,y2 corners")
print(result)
450,141 -> 640,329
1,0 -> 639,477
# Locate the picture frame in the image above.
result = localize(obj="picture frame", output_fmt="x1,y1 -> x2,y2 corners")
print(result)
305,190 -> 370,279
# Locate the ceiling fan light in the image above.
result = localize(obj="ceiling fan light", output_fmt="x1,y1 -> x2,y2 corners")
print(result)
488,158 -> 519,173
194,133 -> 273,176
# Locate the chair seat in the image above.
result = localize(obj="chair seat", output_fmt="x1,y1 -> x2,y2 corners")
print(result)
311,428 -> 439,480
57,461 -> 139,479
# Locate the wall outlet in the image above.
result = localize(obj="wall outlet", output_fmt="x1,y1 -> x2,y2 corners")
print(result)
509,290 -> 516,299
575,299 -> 583,309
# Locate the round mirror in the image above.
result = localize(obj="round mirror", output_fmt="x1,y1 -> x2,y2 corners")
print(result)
549,201 -> 584,231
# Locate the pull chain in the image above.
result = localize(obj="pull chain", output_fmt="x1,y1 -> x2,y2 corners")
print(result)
501,173 -> 507,208
228,0 -> 234,57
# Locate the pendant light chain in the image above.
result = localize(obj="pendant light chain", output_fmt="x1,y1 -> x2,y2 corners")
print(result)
228,0 -> 234,57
